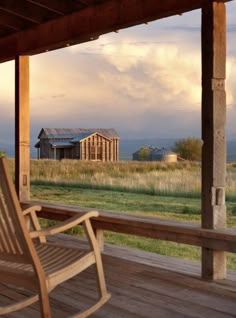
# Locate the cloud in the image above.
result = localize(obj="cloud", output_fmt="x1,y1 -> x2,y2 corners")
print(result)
27,39 -> 204,140
99,41 -> 202,106
0,5 -> 236,145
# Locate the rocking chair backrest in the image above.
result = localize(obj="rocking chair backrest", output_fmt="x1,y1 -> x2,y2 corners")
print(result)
0,157 -> 42,268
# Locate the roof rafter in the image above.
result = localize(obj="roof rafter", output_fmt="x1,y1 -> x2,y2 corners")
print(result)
0,0 -> 59,24
26,0 -> 82,15
0,10 -> 33,31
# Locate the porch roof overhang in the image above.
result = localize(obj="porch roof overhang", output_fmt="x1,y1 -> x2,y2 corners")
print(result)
0,0 -> 232,63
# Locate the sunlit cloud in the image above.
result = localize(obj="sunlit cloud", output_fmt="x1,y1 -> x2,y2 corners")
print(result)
0,2 -> 236,145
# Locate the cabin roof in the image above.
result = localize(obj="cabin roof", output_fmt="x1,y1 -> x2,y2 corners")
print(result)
70,132 -> 95,142
36,128 -> 118,147
38,128 -> 119,139
0,0 -> 232,63
71,132 -> 112,142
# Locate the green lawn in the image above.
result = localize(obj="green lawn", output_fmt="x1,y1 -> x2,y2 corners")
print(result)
31,184 -> 202,219
31,184 -> 236,269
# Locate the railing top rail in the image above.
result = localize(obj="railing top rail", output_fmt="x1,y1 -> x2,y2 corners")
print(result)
21,200 -> 236,253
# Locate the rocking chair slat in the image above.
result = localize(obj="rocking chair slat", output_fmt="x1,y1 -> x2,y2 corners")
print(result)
0,194 -> 22,255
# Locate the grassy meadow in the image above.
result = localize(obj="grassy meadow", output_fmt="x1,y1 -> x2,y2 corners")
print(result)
26,159 -> 236,199
8,158 -> 236,268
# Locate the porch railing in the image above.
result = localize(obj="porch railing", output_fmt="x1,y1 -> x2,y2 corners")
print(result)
22,201 -> 236,257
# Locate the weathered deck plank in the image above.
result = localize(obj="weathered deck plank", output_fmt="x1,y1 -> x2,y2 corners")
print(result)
1,234 -> 236,317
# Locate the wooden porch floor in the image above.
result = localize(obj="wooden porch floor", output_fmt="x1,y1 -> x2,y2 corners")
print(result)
1,234 -> 236,318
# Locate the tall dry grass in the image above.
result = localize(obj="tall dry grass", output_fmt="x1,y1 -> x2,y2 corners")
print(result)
7,158 -> 236,198
28,159 -> 201,197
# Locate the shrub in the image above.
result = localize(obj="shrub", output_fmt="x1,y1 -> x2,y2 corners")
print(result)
137,146 -> 151,161
172,137 -> 202,161
0,150 -> 6,157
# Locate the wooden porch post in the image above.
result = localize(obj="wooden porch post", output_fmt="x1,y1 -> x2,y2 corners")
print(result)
15,55 -> 30,201
201,1 -> 226,280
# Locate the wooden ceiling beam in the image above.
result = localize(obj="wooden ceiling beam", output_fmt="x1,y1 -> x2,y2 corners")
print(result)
0,0 -> 227,63
0,0 -> 59,24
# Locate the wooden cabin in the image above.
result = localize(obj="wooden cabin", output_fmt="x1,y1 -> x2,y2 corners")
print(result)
35,128 -> 119,161
1,1 -> 236,317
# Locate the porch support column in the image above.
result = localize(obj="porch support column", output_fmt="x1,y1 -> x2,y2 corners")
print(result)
201,1 -> 226,280
15,55 -> 30,201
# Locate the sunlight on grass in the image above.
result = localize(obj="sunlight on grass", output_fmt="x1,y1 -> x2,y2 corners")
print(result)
7,158 -> 236,269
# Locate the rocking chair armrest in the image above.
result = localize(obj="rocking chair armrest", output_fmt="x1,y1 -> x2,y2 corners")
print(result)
23,205 -> 42,216
29,211 -> 99,238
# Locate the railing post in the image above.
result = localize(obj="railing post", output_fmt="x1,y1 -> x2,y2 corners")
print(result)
15,55 -> 30,201
201,1 -> 227,280
94,228 -> 105,252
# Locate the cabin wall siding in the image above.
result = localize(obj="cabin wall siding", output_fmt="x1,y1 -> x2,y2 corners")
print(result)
40,139 -> 52,159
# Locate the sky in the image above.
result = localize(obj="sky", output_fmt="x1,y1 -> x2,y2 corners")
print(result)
0,2 -> 236,148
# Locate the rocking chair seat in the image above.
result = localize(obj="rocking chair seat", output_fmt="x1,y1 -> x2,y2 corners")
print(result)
0,242 -> 93,290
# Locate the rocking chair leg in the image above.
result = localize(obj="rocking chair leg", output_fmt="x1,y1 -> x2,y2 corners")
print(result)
84,220 -> 110,298
95,250 -> 109,298
39,288 -> 51,318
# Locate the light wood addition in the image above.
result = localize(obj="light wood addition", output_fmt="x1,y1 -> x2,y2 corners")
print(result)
0,157 -> 110,317
15,55 -> 30,201
201,1 -> 227,280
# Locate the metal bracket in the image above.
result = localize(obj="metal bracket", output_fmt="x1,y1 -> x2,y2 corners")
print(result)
22,174 -> 28,186
211,187 -> 225,206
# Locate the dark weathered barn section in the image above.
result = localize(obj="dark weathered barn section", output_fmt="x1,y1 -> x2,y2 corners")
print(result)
35,128 -> 119,161
0,0 -> 236,316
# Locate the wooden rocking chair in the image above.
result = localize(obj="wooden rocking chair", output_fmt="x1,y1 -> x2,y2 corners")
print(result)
0,156 -> 111,317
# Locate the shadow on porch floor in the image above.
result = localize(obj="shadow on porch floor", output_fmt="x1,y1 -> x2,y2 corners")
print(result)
1,234 -> 236,318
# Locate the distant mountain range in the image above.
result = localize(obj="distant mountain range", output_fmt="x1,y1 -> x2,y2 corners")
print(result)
1,138 -> 236,161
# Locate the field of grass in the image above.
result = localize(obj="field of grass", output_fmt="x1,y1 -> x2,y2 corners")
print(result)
7,158 -> 233,199
8,158 -> 236,199
28,159 -> 201,197
8,158 -> 236,268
